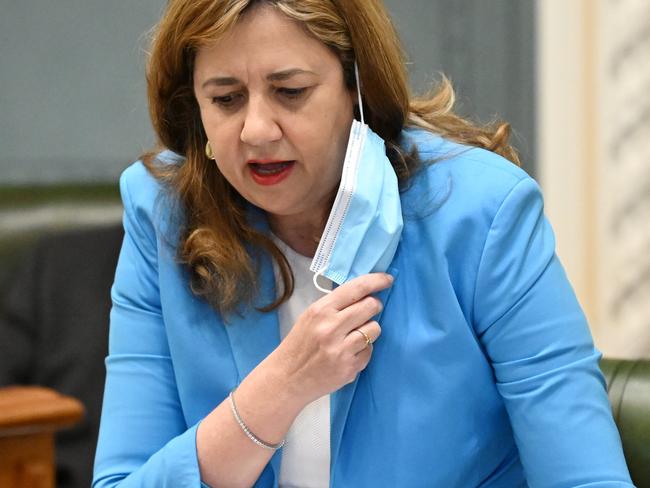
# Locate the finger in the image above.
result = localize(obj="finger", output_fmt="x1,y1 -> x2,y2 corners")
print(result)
326,273 -> 393,311
354,342 -> 373,369
345,321 -> 381,354
337,295 -> 383,333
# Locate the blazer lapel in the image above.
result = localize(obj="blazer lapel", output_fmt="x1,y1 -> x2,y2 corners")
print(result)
223,208 -> 281,383
330,266 -> 398,479
223,267 -> 280,383
222,251 -> 283,484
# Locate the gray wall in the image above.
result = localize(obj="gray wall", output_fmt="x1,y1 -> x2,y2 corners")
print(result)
0,1 -> 536,184
385,0 -> 536,174
0,1 -> 163,184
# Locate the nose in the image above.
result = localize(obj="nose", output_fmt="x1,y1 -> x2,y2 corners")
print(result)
240,95 -> 282,146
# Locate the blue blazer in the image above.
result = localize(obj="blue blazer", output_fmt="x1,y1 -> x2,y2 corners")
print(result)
93,131 -> 633,487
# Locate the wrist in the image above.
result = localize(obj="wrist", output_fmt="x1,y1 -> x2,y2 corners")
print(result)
228,389 -> 286,450
229,351 -> 308,447
262,347 -> 313,410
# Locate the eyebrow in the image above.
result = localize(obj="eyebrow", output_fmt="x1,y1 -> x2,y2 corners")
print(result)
267,68 -> 315,81
201,68 -> 316,89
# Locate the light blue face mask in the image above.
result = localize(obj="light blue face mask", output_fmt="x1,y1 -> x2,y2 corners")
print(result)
310,64 -> 404,293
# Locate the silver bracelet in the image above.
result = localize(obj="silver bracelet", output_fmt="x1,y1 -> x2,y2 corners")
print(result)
228,389 -> 286,451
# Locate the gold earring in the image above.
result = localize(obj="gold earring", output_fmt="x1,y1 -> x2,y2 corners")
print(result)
205,141 -> 214,160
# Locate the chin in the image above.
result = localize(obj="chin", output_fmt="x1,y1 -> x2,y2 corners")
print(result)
245,195 -> 289,214
261,200 -> 310,219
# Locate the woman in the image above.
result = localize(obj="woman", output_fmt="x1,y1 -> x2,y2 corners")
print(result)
93,1 -> 633,487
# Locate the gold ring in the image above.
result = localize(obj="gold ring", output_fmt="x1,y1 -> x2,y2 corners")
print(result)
354,328 -> 372,347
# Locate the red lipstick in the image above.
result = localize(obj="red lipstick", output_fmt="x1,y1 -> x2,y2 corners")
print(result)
247,159 -> 295,186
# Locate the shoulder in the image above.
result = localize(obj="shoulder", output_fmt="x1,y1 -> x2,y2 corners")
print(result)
400,127 -> 538,226
119,150 -> 185,246
120,150 -> 183,211
396,129 -> 551,327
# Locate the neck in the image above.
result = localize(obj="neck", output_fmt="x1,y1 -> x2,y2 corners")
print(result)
269,211 -> 328,258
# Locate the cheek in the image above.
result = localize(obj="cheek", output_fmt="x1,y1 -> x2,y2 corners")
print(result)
322,110 -> 353,166
213,150 -> 242,187
302,109 -> 351,159
203,118 -> 241,165
214,161 -> 238,187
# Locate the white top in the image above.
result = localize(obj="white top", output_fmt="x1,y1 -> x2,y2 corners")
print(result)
272,236 -> 331,488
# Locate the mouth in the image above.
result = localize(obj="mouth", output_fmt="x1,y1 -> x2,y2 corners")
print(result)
247,160 -> 295,186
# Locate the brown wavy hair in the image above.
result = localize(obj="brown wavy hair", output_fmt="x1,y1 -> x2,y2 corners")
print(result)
142,0 -> 520,316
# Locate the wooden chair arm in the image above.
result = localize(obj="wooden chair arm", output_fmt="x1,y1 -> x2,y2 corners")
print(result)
0,386 -> 84,436
0,386 -> 85,488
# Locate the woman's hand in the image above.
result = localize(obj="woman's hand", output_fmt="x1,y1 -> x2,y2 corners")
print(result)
195,272 -> 392,488
271,272 -> 393,405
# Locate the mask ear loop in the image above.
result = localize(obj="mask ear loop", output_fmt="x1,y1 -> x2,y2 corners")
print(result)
354,61 -> 365,125
312,270 -> 332,294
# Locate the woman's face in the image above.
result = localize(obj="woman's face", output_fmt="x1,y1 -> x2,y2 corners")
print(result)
193,5 -> 355,225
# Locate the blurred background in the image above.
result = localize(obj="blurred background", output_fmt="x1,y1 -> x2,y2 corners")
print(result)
0,0 -> 648,358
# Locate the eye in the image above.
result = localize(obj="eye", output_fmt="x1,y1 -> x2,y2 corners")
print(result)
277,87 -> 307,100
211,93 -> 244,109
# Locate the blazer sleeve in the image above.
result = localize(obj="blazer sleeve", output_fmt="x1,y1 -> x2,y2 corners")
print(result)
93,166 -> 207,488
473,177 -> 633,487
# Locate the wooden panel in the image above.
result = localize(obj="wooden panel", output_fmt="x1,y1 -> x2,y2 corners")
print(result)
0,433 -> 54,488
0,387 -> 85,488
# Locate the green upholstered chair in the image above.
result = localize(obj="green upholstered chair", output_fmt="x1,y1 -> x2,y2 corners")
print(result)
601,358 -> 650,487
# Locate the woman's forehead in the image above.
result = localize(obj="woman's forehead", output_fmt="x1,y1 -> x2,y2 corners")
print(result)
193,5 -> 340,81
